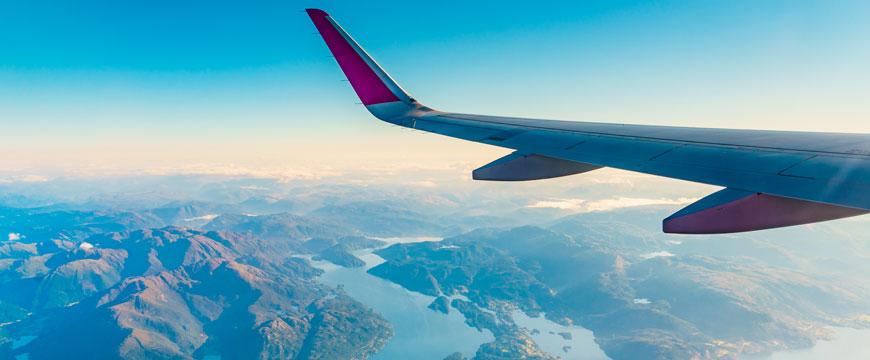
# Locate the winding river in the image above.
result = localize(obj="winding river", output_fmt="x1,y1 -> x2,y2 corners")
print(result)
309,245 -> 493,360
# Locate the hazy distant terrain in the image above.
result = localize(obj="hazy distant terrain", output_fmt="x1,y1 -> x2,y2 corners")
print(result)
1,172 -> 869,359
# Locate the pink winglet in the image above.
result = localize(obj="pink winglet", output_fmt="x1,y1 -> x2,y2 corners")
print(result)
306,9 -> 400,106
663,188 -> 868,234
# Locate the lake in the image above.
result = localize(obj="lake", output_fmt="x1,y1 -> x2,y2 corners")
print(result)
308,236 -> 614,360
512,310 -> 609,360
309,241 -> 494,360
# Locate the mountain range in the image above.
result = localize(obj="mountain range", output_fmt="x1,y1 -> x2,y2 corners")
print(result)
2,176 -> 869,359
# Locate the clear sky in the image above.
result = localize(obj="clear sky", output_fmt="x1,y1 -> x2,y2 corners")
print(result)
1,0 -> 869,173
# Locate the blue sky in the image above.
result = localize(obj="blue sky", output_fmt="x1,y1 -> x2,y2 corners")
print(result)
1,0 -> 869,171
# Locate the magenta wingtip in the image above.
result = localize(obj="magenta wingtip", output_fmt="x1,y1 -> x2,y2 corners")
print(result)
305,9 -> 329,17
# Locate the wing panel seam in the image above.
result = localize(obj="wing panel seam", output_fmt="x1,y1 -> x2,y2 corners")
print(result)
437,114 -> 870,158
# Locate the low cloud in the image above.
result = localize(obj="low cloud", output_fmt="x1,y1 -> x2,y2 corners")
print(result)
527,199 -> 585,210
140,163 -> 343,182
640,251 -> 675,259
584,197 -> 696,212
403,181 -> 439,188
0,175 -> 49,183
17,175 -> 49,182
8,233 -> 22,241
528,197 -> 696,212
184,214 -> 220,222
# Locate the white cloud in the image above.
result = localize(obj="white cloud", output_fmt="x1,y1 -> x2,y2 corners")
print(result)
527,199 -> 586,210
16,175 -> 49,182
633,298 -> 651,304
583,197 -> 696,212
140,163 -> 343,181
184,214 -> 220,222
589,176 -> 635,185
403,180 -> 439,188
79,242 -> 94,250
640,251 -> 675,259
8,233 -> 21,241
0,175 -> 49,183
527,197 -> 696,212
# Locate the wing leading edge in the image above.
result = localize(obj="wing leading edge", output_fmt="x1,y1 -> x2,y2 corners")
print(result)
306,9 -> 870,234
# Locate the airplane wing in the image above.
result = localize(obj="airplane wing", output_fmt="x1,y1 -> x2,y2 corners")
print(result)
306,9 -> 870,234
